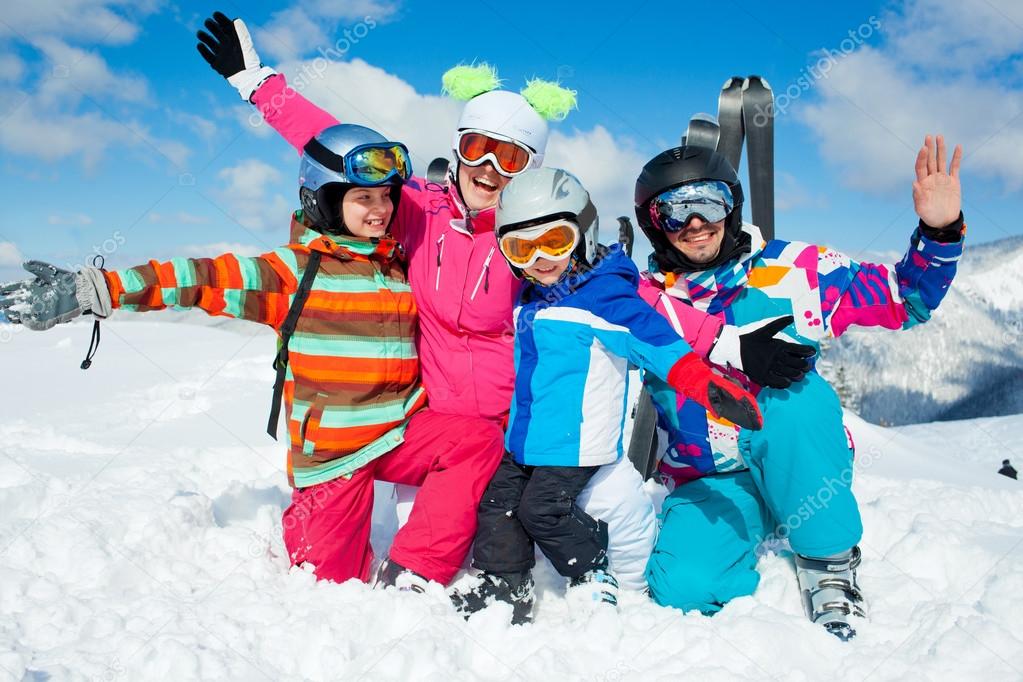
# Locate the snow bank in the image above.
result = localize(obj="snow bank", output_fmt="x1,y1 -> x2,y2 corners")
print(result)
1,319 -> 1021,681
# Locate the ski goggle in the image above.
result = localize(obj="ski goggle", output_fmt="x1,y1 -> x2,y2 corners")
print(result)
304,139 -> 413,186
499,220 -> 579,269
456,129 -> 534,177
649,180 -> 735,232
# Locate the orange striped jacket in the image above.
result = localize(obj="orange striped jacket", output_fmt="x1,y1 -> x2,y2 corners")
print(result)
104,213 -> 426,487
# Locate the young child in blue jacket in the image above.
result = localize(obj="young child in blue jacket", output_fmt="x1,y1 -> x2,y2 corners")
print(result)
450,168 -> 764,623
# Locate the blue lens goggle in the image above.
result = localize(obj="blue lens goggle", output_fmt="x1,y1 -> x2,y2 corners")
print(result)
304,138 -> 413,186
650,180 -> 735,232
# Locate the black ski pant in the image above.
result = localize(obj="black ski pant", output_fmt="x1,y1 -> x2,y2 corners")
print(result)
472,452 -> 607,579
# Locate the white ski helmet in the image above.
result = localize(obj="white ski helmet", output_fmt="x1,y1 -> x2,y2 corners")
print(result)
451,90 -> 549,168
496,167 -> 599,276
442,63 -> 577,178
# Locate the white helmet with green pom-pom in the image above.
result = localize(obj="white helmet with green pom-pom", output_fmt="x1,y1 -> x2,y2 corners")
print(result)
455,90 -> 548,166
443,64 -> 577,174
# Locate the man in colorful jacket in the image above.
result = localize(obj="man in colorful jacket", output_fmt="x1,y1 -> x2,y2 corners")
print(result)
633,134 -> 965,640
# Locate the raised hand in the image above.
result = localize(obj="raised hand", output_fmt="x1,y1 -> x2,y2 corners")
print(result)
913,134 -> 962,229
196,11 -> 275,101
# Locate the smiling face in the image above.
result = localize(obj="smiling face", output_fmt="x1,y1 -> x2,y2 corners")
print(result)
458,161 -> 512,211
665,215 -> 726,263
522,255 -> 571,285
340,186 -> 394,238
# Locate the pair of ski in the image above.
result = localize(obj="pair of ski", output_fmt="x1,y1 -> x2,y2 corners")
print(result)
626,76 -> 775,481
684,75 -> 775,240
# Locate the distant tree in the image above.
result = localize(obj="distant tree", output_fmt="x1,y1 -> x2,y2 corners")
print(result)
833,365 -> 860,413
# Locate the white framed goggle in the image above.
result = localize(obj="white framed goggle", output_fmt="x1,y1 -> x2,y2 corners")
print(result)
498,219 -> 580,269
456,128 -> 535,177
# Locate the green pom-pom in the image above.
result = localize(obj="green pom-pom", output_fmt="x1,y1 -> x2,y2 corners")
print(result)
520,79 -> 577,121
441,63 -> 501,101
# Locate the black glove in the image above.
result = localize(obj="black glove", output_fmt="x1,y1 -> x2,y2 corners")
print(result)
738,316 -> 816,389
196,11 -> 275,100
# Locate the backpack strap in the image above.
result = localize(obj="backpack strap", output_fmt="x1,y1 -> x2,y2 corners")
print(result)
266,250 -> 322,439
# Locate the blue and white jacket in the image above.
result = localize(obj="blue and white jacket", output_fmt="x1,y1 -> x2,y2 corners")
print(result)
506,245 -> 697,467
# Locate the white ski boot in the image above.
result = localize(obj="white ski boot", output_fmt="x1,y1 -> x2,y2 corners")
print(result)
566,565 -> 620,610
373,558 -> 429,593
795,545 -> 866,641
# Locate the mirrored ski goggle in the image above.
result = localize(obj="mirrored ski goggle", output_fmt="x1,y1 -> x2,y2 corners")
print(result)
498,220 -> 579,269
345,143 -> 412,185
649,180 -> 735,232
456,130 -> 534,177
304,138 -> 413,186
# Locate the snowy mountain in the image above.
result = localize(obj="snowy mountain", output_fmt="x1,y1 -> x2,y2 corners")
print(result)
821,234 -> 1023,425
1,320 -> 1021,680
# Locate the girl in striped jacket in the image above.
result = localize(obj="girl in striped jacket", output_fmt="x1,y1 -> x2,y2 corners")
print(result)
0,124 -> 505,590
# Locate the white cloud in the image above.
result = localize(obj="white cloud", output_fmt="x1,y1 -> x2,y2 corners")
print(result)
167,110 -> 218,142
0,0 -> 159,45
0,5 -> 193,171
0,241 -> 24,267
545,126 -> 647,228
274,58 -> 461,165
181,242 -> 264,258
0,96 -> 190,170
32,37 -> 149,106
48,213 -> 94,225
775,171 -> 830,212
255,8 -> 331,64
883,0 -> 1023,72
254,1 -> 399,62
215,159 -> 293,232
799,0 -> 1023,193
802,47 -> 1023,192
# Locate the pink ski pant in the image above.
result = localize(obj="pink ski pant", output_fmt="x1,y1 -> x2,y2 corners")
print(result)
281,409 -> 505,584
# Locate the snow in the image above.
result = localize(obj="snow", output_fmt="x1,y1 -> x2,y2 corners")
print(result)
1,318 -> 1022,681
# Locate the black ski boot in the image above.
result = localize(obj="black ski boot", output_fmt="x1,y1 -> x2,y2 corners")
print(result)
450,571 -> 535,624
373,558 -> 429,593
795,545 -> 866,641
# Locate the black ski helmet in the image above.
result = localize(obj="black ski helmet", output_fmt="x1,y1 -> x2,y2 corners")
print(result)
634,144 -> 748,273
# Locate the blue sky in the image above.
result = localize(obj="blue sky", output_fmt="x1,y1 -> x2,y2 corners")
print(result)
0,0 -> 1020,281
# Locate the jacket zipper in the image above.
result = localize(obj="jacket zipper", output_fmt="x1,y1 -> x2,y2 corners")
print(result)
470,246 -> 495,301
435,234 -> 445,291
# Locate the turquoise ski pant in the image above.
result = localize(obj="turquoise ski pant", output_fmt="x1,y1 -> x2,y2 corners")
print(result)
645,373 -> 863,613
